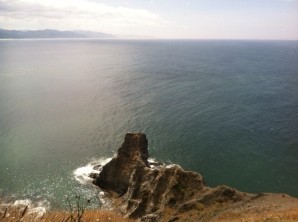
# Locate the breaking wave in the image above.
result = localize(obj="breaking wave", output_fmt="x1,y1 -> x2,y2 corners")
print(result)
73,158 -> 112,186
0,198 -> 50,219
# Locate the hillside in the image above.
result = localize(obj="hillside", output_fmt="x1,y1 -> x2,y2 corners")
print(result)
0,29 -> 115,39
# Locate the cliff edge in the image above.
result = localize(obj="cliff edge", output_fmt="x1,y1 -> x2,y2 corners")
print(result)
92,133 -> 298,222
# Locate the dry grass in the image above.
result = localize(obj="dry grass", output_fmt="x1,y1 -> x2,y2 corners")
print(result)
0,203 -> 134,222
2,197 -> 298,222
41,210 -> 134,222
216,207 -> 298,222
160,205 -> 298,222
2,204 -> 298,222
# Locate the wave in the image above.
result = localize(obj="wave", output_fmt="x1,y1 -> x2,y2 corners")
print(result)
71,156 -> 172,209
0,198 -> 50,218
73,158 -> 112,186
73,157 -> 168,186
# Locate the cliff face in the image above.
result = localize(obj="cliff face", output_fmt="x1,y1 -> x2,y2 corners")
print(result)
92,133 -> 298,222
94,133 -> 150,195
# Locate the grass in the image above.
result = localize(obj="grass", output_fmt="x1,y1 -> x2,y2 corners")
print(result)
216,207 -> 298,222
0,197 -> 134,222
0,209 -> 134,222
2,196 -> 298,221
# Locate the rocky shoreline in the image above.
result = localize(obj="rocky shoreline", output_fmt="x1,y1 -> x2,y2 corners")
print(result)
90,133 -> 298,222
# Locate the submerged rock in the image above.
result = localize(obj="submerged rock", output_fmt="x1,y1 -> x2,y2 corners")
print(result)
92,133 -> 298,222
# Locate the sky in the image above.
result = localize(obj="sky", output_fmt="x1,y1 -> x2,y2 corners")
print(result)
0,0 -> 298,40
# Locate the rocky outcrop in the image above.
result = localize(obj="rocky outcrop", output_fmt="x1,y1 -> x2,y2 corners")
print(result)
93,133 -> 150,195
92,133 -> 298,222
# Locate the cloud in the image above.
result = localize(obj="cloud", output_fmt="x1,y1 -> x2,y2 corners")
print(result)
0,0 -> 167,35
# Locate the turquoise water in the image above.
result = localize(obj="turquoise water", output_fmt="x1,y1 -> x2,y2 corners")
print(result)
0,39 -> 298,207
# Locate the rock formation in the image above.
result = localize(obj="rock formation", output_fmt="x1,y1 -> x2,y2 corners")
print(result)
92,133 -> 298,222
94,133 -> 150,195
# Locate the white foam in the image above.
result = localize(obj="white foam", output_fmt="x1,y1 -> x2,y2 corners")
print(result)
28,206 -> 47,218
3,199 -> 50,218
148,158 -> 165,168
13,199 -> 32,206
166,164 -> 182,169
73,164 -> 96,185
148,157 -> 157,163
99,191 -> 106,204
73,158 -> 112,185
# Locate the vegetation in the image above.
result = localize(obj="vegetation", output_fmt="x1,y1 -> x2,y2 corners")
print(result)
0,196 -> 134,222
0,209 -> 133,222
215,208 -> 298,222
2,198 -> 298,221
65,195 -> 86,222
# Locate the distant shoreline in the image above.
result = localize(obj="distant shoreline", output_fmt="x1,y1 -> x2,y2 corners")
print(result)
0,28 -> 115,39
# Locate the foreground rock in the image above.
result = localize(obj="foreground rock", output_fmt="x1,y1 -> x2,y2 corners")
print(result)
92,133 -> 298,222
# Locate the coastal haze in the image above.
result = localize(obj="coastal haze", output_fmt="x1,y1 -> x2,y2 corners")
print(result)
0,0 -> 298,40
0,39 -> 298,207
0,29 -> 115,39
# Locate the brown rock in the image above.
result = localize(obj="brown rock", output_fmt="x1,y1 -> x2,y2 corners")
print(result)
92,133 -> 298,222
93,133 -> 205,220
93,133 -> 149,195
123,165 -> 204,220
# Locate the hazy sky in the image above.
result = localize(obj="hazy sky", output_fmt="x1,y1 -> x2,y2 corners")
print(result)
0,0 -> 298,39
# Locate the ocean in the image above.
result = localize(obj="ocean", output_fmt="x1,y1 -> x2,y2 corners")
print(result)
0,39 -> 297,209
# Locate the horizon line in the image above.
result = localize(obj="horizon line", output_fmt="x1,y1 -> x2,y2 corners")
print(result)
0,38 -> 298,41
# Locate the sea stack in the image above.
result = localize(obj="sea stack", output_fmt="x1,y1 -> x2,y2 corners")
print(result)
93,133 -> 150,195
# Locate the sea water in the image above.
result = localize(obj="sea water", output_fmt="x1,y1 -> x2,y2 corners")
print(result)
0,39 -> 297,208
